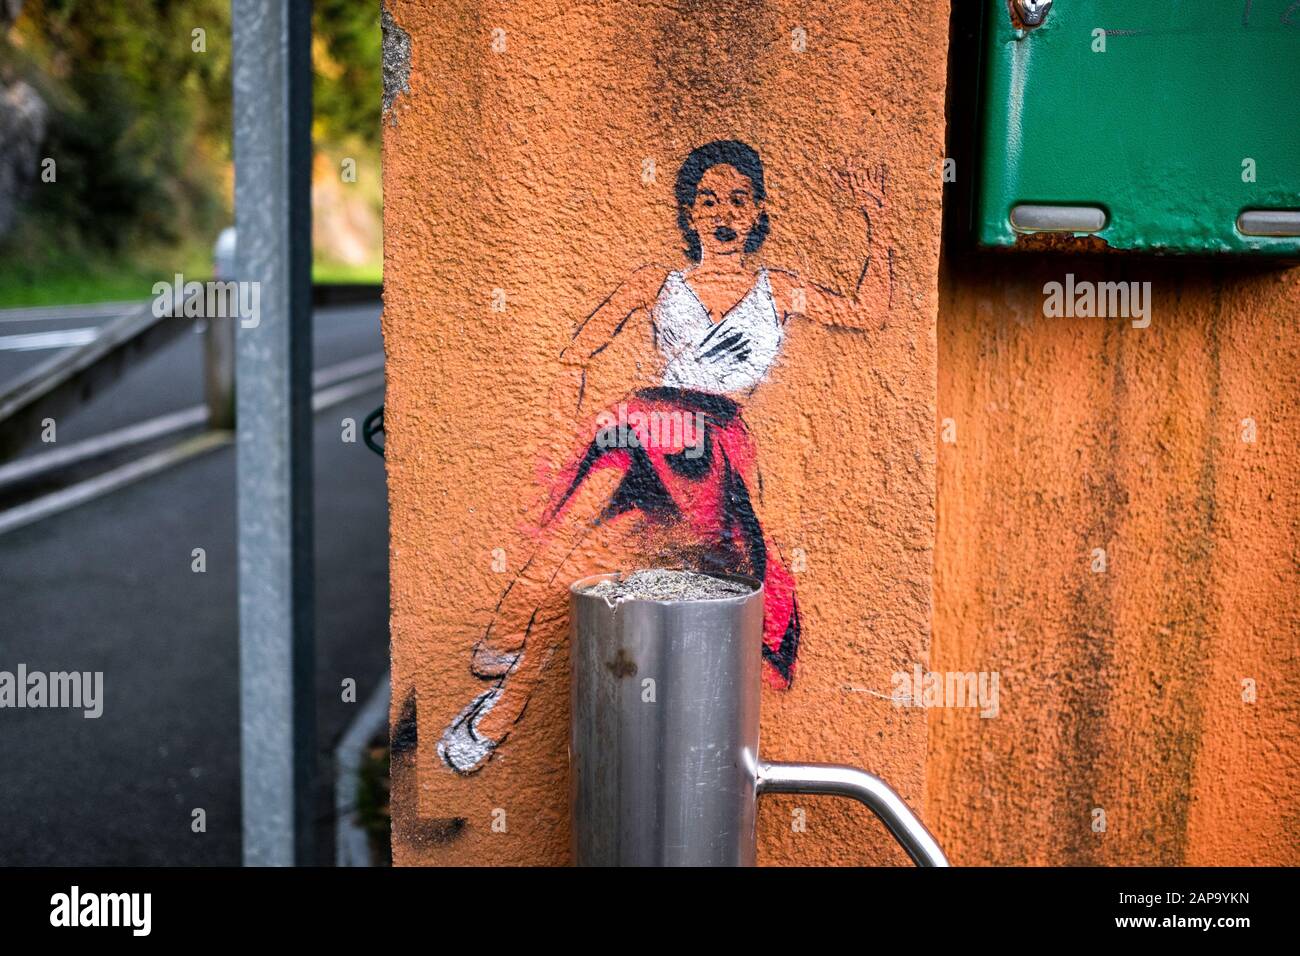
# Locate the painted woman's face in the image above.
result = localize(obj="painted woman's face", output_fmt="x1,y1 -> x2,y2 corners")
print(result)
687,164 -> 762,259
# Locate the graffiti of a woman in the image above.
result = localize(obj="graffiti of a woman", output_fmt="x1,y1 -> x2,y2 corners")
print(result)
439,140 -> 892,773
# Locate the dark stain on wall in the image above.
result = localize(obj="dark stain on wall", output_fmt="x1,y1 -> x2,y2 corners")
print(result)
392,687 -> 418,755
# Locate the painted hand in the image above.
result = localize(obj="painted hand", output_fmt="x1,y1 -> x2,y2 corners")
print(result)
830,159 -> 888,215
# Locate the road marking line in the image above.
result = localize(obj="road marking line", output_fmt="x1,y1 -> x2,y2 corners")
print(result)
313,352 -> 384,388
0,353 -> 385,490
0,431 -> 232,536
0,360 -> 384,534
0,301 -> 145,325
312,371 -> 384,412
0,328 -> 100,351
0,405 -> 207,487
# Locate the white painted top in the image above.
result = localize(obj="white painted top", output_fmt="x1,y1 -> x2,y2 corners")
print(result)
653,268 -> 782,395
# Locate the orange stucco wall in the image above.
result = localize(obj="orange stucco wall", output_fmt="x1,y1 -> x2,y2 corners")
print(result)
381,0 -> 949,865
382,0 -> 1299,866
931,254 -> 1300,865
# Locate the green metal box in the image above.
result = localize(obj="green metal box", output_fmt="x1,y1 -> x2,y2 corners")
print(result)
975,0 -> 1300,255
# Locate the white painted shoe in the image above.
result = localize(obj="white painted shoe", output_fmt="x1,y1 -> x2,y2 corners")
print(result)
437,686 -> 503,773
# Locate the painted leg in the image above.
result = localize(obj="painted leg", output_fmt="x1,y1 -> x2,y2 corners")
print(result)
438,466 -> 628,773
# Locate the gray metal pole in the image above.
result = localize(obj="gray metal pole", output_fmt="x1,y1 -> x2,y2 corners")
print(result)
232,0 -> 315,866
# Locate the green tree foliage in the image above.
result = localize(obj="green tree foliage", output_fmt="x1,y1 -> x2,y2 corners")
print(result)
2,0 -> 379,256
6,0 -> 232,249
313,0 -> 381,148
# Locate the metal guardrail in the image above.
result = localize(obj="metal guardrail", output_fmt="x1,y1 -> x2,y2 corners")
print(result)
0,300 -> 198,460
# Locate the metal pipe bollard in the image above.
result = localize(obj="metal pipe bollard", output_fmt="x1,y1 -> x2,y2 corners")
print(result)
569,571 -> 949,867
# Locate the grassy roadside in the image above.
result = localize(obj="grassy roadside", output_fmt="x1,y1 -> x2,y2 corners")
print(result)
0,262 -> 165,309
0,248 -> 382,310
0,222 -> 211,309
312,261 -> 383,285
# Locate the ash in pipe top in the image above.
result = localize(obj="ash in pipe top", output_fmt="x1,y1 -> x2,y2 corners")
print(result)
579,569 -> 754,604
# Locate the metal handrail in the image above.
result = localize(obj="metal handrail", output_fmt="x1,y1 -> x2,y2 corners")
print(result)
757,760 -> 951,866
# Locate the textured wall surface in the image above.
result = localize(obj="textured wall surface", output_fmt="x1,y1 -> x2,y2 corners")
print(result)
382,0 -> 949,865
932,255 -> 1300,865
382,0 -> 1299,867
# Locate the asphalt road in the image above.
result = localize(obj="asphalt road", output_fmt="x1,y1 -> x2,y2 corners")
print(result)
0,300 -> 383,451
0,302 -> 389,865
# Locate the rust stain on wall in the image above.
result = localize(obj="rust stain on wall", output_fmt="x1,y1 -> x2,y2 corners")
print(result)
382,0 -> 949,865
932,255 -> 1300,864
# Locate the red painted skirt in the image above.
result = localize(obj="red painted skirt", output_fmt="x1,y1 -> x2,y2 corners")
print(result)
548,387 -> 800,688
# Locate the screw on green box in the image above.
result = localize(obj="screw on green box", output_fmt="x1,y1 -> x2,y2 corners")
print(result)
976,0 -> 1300,255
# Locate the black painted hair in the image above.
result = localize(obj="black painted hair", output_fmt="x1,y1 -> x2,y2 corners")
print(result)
675,140 -> 769,263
